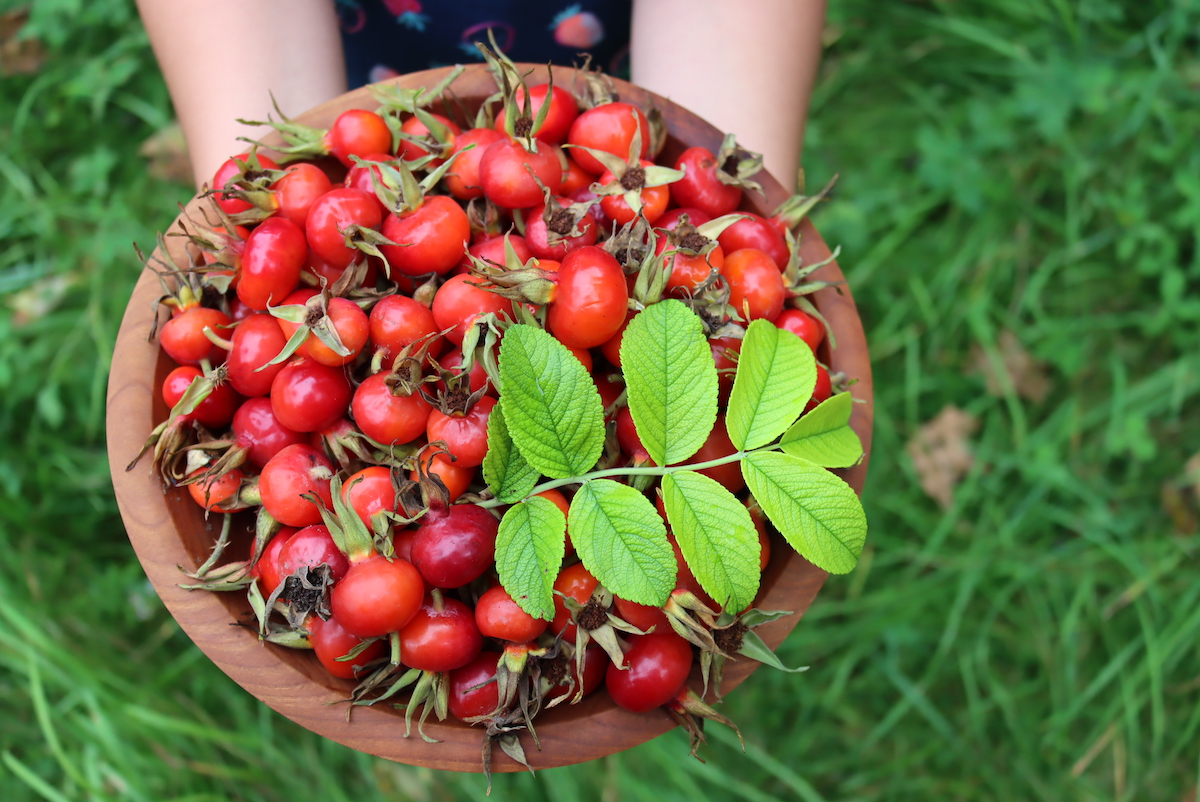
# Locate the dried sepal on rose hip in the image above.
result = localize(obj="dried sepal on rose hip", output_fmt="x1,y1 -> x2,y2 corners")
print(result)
237,97 -> 392,167
127,362 -> 237,483
363,155 -> 476,279
178,512 -> 252,591
178,439 -> 249,494
675,264 -> 739,330
667,685 -> 745,760
169,202 -> 249,292
671,132 -> 765,219
260,285 -> 370,370
311,416 -> 383,471
371,62 -> 465,117
568,60 -> 666,162
770,171 -> 838,238
392,105 -> 462,166
345,589 -> 484,742
470,641 -> 588,789
202,143 -> 337,229
450,640 -> 604,790
352,333 -> 440,450
701,607 -> 808,701
649,213 -> 746,308
464,239 -> 560,308
779,225 -> 844,302
182,504 -> 284,593
557,584 -> 652,680
479,36 -> 562,145
469,45 -> 566,210
267,561 -> 341,633
572,118 -> 683,226
525,183 -> 600,261
207,147 -> 284,216
140,234 -> 234,366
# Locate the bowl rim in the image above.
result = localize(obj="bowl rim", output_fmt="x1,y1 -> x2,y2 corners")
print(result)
106,62 -> 874,773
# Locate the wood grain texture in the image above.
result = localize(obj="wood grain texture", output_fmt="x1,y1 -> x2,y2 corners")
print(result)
106,63 -> 873,773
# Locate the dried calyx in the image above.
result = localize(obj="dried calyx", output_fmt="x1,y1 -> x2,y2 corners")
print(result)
477,37 -> 554,150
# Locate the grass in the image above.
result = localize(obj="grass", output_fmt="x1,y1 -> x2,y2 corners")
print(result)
1,0 -> 1199,799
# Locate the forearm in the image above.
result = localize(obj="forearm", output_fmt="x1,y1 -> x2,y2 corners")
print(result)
137,0 -> 348,187
630,0 -> 825,191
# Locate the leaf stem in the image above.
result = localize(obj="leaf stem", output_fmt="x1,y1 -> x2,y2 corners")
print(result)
478,448 -> 768,509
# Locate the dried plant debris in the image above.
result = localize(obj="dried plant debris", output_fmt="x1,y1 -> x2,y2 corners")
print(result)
970,329 -> 1050,403
0,9 -> 45,76
140,121 -> 193,185
906,405 -> 979,509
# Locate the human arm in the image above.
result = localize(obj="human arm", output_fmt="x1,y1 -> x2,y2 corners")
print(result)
136,0 -> 348,188
629,0 -> 826,191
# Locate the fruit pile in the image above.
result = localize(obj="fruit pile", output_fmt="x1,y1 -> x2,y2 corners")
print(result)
130,50 -> 867,774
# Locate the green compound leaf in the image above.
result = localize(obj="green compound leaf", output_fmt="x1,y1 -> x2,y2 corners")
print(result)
498,324 -> 605,479
620,299 -> 719,466
661,471 -> 760,614
742,451 -> 866,575
482,399 -> 540,503
495,496 -> 567,621
726,320 -> 817,450
779,392 -> 864,468
569,479 -> 676,607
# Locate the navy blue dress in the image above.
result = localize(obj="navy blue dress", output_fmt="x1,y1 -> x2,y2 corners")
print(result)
336,0 -> 633,86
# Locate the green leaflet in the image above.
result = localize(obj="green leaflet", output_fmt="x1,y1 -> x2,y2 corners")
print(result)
482,399 -> 540,503
661,471 -> 759,614
727,321 -> 816,451
495,496 -> 566,621
569,480 -> 675,607
779,392 -> 864,468
497,325 -> 605,479
620,299 -> 718,467
739,628 -> 808,673
742,451 -> 866,575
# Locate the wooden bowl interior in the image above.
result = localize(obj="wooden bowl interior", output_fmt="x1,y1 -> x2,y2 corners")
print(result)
109,63 -> 873,772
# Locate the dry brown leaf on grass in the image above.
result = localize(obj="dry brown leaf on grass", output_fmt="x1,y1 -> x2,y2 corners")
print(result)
0,8 -> 45,76
140,121 -> 193,186
970,329 -> 1051,402
906,405 -> 979,509
1163,452 -> 1200,535
8,274 -> 72,326
1187,453 -> 1200,499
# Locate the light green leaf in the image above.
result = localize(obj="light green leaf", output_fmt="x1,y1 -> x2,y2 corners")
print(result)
620,299 -> 718,466
742,451 -> 866,575
569,480 -> 675,606
495,496 -> 567,621
726,320 -> 816,450
498,324 -> 605,479
661,471 -> 759,613
779,392 -> 863,468
738,628 -> 808,673
482,400 -> 540,503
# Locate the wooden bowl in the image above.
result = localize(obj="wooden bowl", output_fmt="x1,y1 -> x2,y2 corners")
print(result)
106,64 -> 873,772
